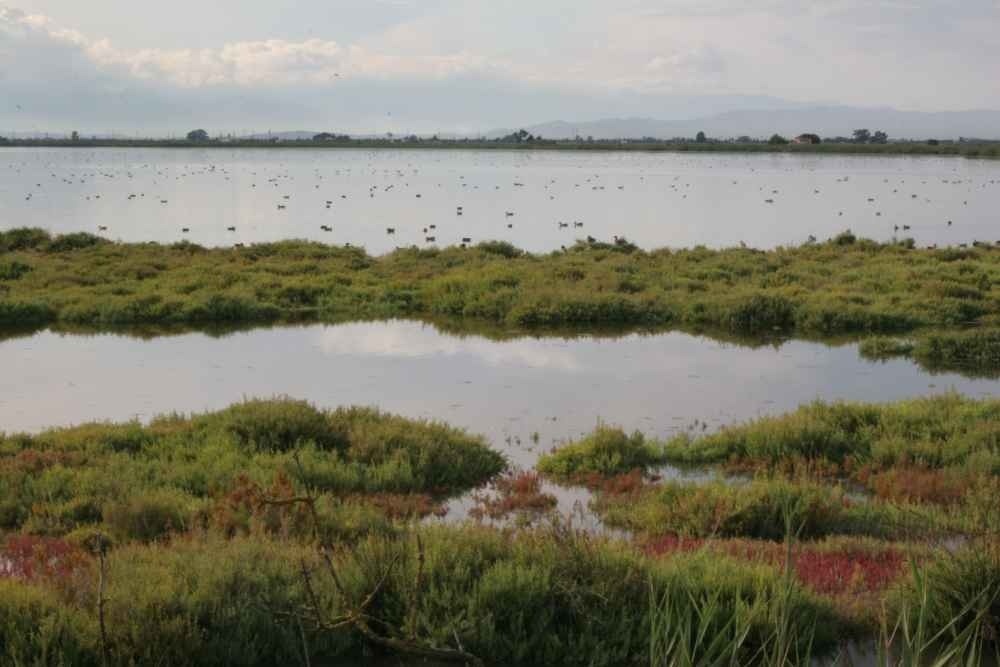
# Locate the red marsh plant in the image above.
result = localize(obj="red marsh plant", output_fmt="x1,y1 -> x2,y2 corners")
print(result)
644,535 -> 906,599
1,534 -> 88,583
470,470 -> 557,521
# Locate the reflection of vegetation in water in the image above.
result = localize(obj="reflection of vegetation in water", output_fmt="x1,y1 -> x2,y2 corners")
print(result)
3,315 -> 998,382
3,228 -> 999,338
860,329 -> 1000,378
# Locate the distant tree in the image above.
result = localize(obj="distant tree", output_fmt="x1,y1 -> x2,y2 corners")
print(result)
795,133 -> 821,144
71,131 -> 80,142
736,135 -> 753,143
927,139 -> 940,146
313,132 -> 351,142
0,136 -> 8,144
852,128 -> 871,144
768,134 -> 789,145
186,129 -> 210,142
871,130 -> 888,144
695,131 -> 707,143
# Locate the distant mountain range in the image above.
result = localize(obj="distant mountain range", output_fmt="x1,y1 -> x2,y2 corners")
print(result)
485,107 -> 1000,141
8,106 -> 999,143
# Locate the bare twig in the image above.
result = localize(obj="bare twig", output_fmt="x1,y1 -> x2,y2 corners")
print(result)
262,452 -> 485,666
97,548 -> 109,667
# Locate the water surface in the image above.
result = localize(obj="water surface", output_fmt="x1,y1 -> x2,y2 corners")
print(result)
3,147 -> 999,252
2,321 -> 996,467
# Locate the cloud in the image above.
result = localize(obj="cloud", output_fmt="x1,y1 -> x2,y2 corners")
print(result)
1,1 -> 998,133
1,5 -> 492,88
316,322 -> 582,371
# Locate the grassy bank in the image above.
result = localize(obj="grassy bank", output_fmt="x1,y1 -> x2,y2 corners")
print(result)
2,229 -> 999,336
3,398 -> 1000,664
0,398 -> 505,541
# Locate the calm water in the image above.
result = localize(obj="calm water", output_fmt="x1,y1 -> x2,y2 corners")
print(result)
1,321 -> 997,466
3,147 -> 1000,253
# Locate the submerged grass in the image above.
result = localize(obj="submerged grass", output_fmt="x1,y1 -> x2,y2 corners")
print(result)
2,228 -> 999,336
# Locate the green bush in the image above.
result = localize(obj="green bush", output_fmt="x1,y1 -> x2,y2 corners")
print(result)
596,477 -> 921,540
44,232 -> 106,253
914,329 -> 1000,375
103,488 -> 196,541
218,398 -> 345,452
0,399 -> 504,538
0,260 -> 31,281
0,227 -> 50,252
662,394 -> 1000,471
537,425 -> 666,479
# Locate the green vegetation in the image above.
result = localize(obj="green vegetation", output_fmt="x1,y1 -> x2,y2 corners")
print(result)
3,229 -> 999,337
914,328 -> 1000,375
2,398 -> 1000,664
536,425 -> 667,479
7,136 -> 1000,158
661,393 -> 1000,474
0,398 -> 506,541
0,526 -> 845,666
859,329 -> 1000,377
595,477 -> 952,541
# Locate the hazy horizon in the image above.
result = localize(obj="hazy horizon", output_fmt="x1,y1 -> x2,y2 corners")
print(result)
2,1 -> 1000,136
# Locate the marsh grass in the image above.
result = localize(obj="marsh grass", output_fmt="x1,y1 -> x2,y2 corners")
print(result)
595,477 -> 947,542
880,545 -> 1000,666
0,524 -> 847,666
0,398 -> 506,542
859,329 -> 1000,377
2,229 -> 999,336
536,424 -> 667,480
662,393 -> 1000,475
2,397 -> 999,664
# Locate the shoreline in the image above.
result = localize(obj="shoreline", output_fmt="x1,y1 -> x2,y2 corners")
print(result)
3,138 -> 1000,158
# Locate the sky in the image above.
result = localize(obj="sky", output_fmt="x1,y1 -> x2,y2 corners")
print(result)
1,0 -> 999,135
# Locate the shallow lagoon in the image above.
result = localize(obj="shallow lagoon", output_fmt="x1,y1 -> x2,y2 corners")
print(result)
3,147 -> 999,252
2,321 -> 997,468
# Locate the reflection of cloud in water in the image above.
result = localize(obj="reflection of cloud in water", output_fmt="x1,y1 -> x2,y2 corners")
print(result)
316,321 -> 582,371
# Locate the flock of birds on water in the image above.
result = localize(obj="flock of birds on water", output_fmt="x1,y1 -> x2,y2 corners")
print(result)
5,150 -> 1000,252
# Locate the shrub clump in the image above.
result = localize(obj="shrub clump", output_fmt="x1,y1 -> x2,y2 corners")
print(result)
661,394 -> 1000,473
219,397 -> 345,452
913,328 -> 1000,375
0,399 -> 505,540
596,477 -> 921,541
537,425 -> 666,479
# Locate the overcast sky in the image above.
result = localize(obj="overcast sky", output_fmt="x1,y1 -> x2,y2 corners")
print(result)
2,0 -> 999,135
